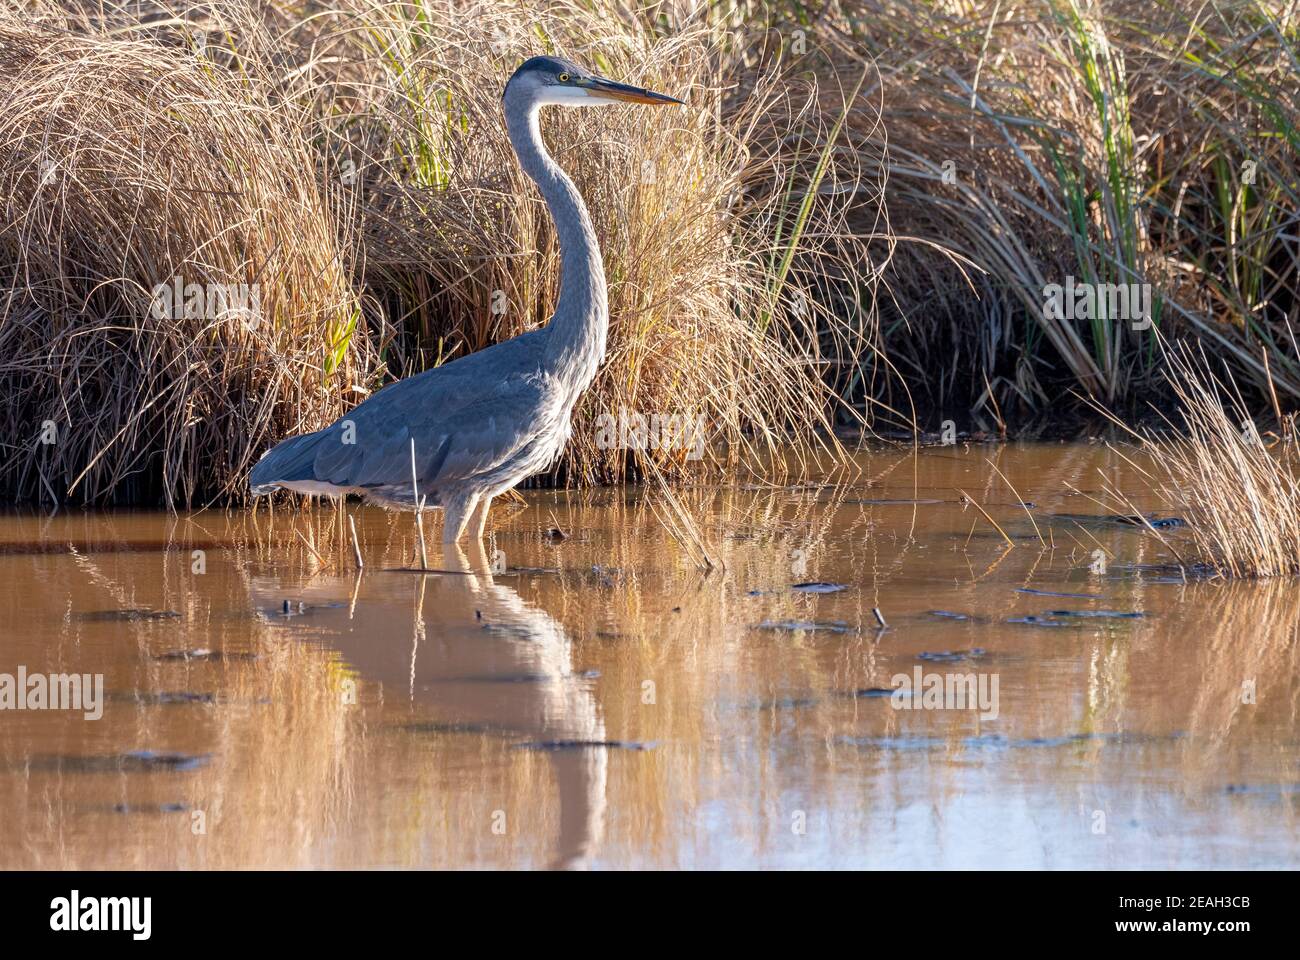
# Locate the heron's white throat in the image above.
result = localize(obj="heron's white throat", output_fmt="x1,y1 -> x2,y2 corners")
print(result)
534,85 -> 616,107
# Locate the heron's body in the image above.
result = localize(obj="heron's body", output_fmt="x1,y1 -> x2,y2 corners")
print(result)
249,57 -> 680,540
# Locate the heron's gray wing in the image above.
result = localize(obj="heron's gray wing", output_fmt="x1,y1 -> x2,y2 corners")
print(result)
311,331 -> 554,491
248,428 -> 329,492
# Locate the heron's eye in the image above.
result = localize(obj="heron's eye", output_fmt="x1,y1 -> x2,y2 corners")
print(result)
557,73 -> 570,83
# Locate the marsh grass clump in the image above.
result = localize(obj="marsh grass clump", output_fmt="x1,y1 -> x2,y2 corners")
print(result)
0,17 -> 373,506
0,1 -> 880,504
844,0 -> 1300,423
1116,342 -> 1300,578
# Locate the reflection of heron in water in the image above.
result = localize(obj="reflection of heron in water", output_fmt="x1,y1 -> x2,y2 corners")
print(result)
248,541 -> 606,869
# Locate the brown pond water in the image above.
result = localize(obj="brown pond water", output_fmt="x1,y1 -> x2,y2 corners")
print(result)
1,443 -> 1297,869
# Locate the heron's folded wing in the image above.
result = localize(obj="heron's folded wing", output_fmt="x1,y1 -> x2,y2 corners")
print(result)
310,367 -> 551,490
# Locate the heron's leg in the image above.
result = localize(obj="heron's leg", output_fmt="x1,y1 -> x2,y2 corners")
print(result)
465,537 -> 492,578
469,495 -> 493,540
439,540 -> 475,576
441,492 -> 479,544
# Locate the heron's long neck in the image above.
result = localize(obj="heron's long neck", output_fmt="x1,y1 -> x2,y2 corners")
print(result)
506,102 -> 608,387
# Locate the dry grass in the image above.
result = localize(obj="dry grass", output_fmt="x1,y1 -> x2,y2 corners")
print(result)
841,0 -> 1299,423
0,14 -> 372,507
0,0 -> 881,506
1098,338 -> 1300,578
1,0 -> 1296,507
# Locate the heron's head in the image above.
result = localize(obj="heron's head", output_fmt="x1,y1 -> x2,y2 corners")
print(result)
503,56 -> 683,110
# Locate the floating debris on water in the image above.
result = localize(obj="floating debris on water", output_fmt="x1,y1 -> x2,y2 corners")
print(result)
1108,561 -> 1220,582
738,481 -> 830,492
1046,609 -> 1145,620
479,620 -> 548,641
849,498 -> 945,505
753,686 -> 912,707
791,582 -> 848,593
432,670 -> 600,684
916,648 -> 986,663
1225,783 -> 1300,796
271,600 -> 347,619
839,731 -> 1181,751
1015,587 -> 1102,599
928,610 -> 972,620
1007,615 -> 1073,628
756,619 -> 851,634
1146,517 -> 1187,529
153,649 -> 258,662
989,731 -> 1184,748
112,691 -> 217,705
401,721 -> 505,736
755,695 -> 822,709
837,735 -> 945,750
27,751 -> 212,773
111,796 -> 189,811
588,564 -> 621,587
1046,513 -> 1187,530
514,739 -> 657,752
75,609 -> 180,622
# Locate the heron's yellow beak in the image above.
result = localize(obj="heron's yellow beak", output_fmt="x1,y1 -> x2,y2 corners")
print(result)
578,76 -> 684,105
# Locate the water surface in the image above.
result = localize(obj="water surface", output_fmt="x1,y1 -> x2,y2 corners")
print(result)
1,444 -> 1297,868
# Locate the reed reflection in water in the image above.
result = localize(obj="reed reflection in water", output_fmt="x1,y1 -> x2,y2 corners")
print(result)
0,444 -> 1297,868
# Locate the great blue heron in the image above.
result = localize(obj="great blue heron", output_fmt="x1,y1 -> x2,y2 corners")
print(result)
249,56 -> 682,540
